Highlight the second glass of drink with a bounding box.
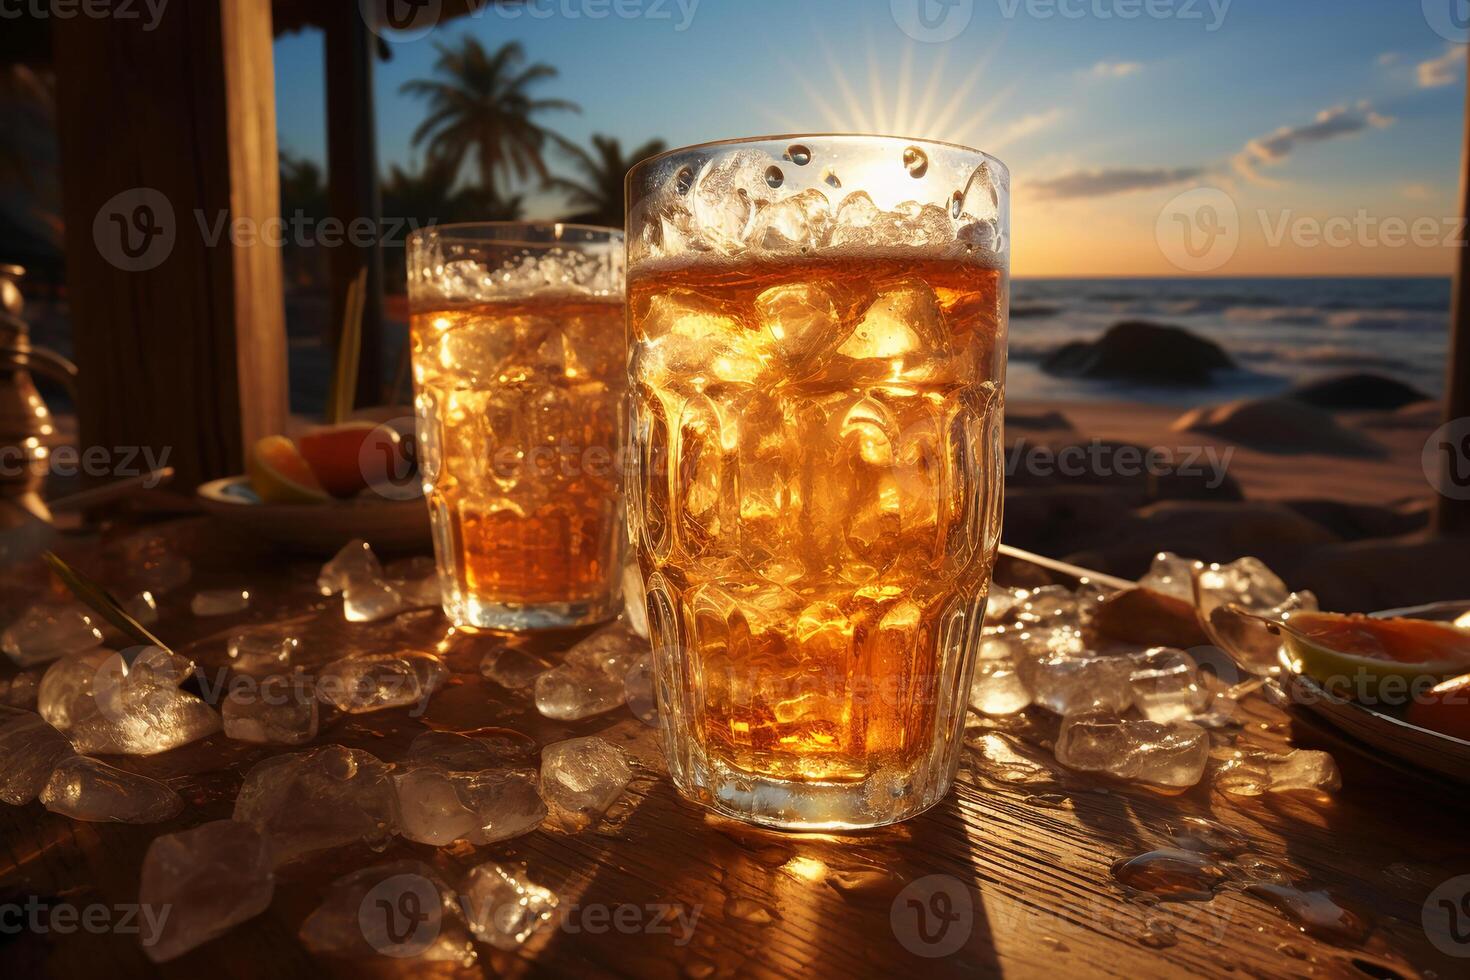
[406,223,626,630]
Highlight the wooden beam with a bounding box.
[324,3,385,408]
[52,0,287,488]
[1437,66,1470,536]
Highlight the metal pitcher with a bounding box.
[0,265,77,528]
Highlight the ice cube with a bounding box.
[459,862,558,950]
[835,281,948,373]
[227,628,298,674]
[969,657,1033,717]
[638,291,763,386]
[1015,585,1098,630]
[622,559,649,639]
[223,676,318,745]
[539,736,632,831]
[2,603,103,666]
[138,820,274,962]
[318,538,383,596]
[1215,748,1341,797]
[65,647,222,756]
[624,653,658,725]
[0,669,39,708]
[831,191,883,247]
[403,730,534,772]
[479,643,553,690]
[394,767,546,846]
[1054,712,1209,788]
[233,745,398,865]
[749,188,833,251]
[122,591,160,626]
[1195,556,1292,610]
[40,755,183,822]
[37,649,114,729]
[1129,648,1208,723]
[1025,655,1133,716]
[191,589,250,616]
[1137,552,1198,602]
[0,707,74,804]
[299,860,476,965]
[343,578,407,623]
[316,652,448,714]
[754,281,847,371]
[534,623,644,721]
[689,149,770,252]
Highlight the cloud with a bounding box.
[1089,61,1143,79]
[1232,102,1395,185]
[1377,52,1399,68]
[1419,45,1466,88]
[1030,166,1206,200]
[989,108,1065,149]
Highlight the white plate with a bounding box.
[197,477,431,556]
[1278,600,1470,784]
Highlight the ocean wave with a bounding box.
[1222,306,1327,326]
[1325,310,1446,332]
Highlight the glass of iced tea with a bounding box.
[406,223,625,630]
[626,136,1008,829]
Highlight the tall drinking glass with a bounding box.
[406,223,625,630]
[626,136,1008,828]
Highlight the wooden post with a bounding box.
[324,3,385,409]
[1437,66,1470,536]
[52,0,287,488]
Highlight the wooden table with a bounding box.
[1,518,1467,979]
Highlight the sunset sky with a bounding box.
[274,0,1467,277]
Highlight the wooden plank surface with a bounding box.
[1,518,1468,978]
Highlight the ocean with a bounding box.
[1007,276,1452,406]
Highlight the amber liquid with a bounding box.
[410,297,625,624]
[629,256,1006,783]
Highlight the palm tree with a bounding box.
[545,134,666,227]
[400,38,577,200]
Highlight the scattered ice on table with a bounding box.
[1138,552,1199,602]
[1129,648,1208,724]
[40,754,184,822]
[317,538,382,596]
[316,652,448,714]
[1054,712,1209,788]
[343,578,407,623]
[534,623,644,720]
[2,603,103,667]
[223,676,318,745]
[0,669,39,708]
[622,559,649,639]
[138,820,274,963]
[233,745,398,865]
[479,644,553,689]
[65,646,222,756]
[1025,655,1133,716]
[191,589,250,616]
[394,767,546,846]
[460,862,559,950]
[624,653,658,725]
[1195,556,1293,610]
[539,736,632,831]
[1014,626,1086,659]
[122,591,160,626]
[1215,748,1341,796]
[984,586,1027,622]
[385,556,442,609]
[404,731,534,771]
[298,860,476,965]
[0,706,74,804]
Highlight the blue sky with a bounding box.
[274,0,1468,275]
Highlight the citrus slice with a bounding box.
[248,435,329,504]
[1406,673,1470,741]
[1280,611,1470,697]
[298,421,380,498]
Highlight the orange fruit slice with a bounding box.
[298,422,380,498]
[248,435,329,504]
